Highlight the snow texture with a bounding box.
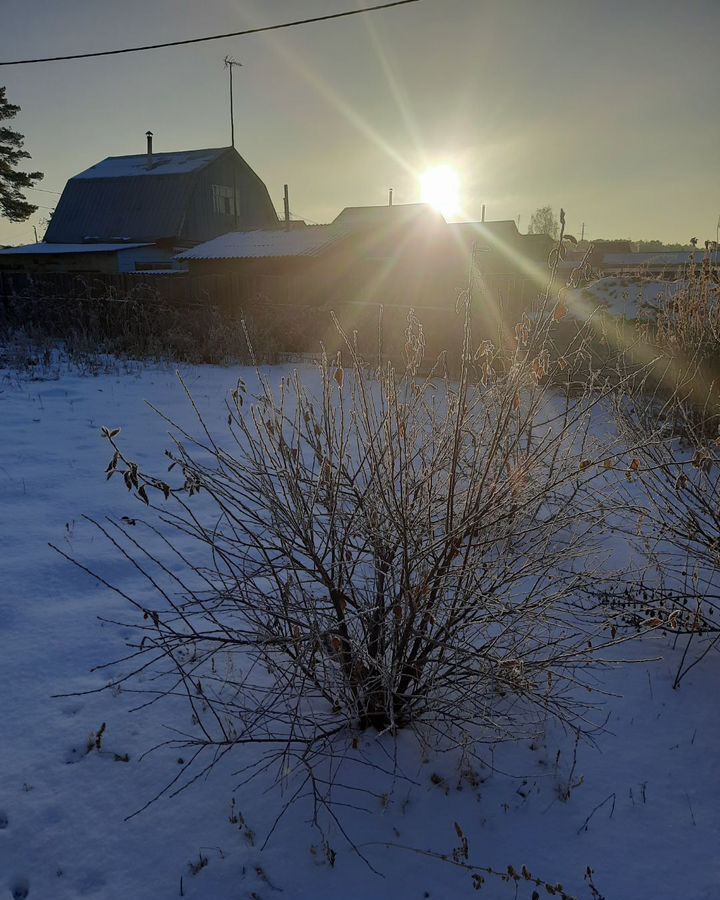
[566,276,683,320]
[177,226,351,261]
[0,358,719,899]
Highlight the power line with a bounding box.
[290,210,321,225]
[0,1,421,67]
[25,185,62,195]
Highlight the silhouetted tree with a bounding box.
[0,86,43,223]
[528,205,559,240]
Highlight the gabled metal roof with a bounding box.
[177,226,352,261]
[45,173,198,243]
[44,146,273,244]
[450,220,521,244]
[333,203,445,228]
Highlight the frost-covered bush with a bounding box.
[613,385,720,686]
[85,277,629,816]
[631,241,720,436]
[610,243,720,683]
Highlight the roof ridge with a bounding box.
[99,147,229,161]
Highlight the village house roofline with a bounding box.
[176,209,545,264]
[178,203,456,261]
[332,203,446,228]
[176,225,352,261]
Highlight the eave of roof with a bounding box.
[0,242,152,256]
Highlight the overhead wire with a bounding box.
[25,186,62,195]
[0,1,421,67]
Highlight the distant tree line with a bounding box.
[591,238,696,251]
[526,207,697,251]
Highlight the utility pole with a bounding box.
[283,184,290,229]
[224,56,242,149]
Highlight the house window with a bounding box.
[212,184,237,216]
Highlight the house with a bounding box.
[444,220,555,330]
[0,242,169,276]
[448,219,555,274]
[177,207,556,314]
[175,205,555,359]
[177,202,451,307]
[0,135,278,276]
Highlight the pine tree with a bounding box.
[0,86,43,223]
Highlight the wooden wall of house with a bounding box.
[183,151,278,242]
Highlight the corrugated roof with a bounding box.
[74,148,226,180]
[177,226,351,261]
[0,242,151,256]
[46,173,197,243]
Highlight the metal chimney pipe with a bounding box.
[146,131,153,157]
[389,187,393,207]
[481,204,486,223]
[283,184,290,230]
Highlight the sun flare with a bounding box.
[421,165,460,218]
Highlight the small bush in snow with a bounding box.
[58,216,633,862]
[83,274,630,830]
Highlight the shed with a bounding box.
[0,242,166,276]
[45,144,277,245]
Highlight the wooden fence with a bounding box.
[0,269,538,368]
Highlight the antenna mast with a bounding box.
[224,56,242,148]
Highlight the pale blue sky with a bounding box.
[1,0,718,245]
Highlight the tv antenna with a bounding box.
[224,56,242,148]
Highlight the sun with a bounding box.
[421,165,460,218]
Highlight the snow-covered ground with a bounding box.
[1,356,719,900]
[566,276,682,320]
